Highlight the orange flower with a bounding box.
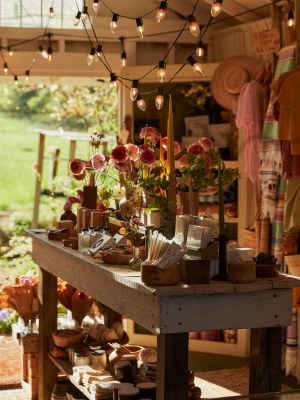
[14,277,19,284]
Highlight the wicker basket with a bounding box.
[241,228,256,250]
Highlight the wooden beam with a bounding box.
[202,0,264,23]
[38,267,58,400]
[103,307,123,327]
[296,0,300,65]
[32,133,45,229]
[271,4,282,77]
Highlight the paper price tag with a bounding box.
[88,235,116,256]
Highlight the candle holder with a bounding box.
[211,234,229,281]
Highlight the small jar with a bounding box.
[90,228,101,247]
[113,383,133,400]
[114,360,133,383]
[74,352,89,367]
[121,355,138,382]
[88,345,102,364]
[79,228,90,254]
[118,386,140,400]
[91,349,106,368]
[136,382,157,400]
[71,346,86,365]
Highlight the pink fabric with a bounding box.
[236,81,264,183]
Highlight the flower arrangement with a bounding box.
[119,217,143,247]
[98,188,112,209]
[63,189,83,211]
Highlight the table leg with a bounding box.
[157,333,189,400]
[38,267,58,400]
[103,306,123,327]
[249,327,282,394]
[32,133,45,229]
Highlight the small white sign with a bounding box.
[88,234,116,256]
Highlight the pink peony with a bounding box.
[98,202,108,212]
[140,127,160,144]
[139,144,148,151]
[128,171,139,182]
[179,154,188,167]
[174,141,183,155]
[162,136,168,149]
[78,292,86,301]
[92,153,106,171]
[63,201,72,211]
[187,143,204,156]
[139,149,156,165]
[77,189,83,202]
[111,145,128,163]
[19,271,36,286]
[114,162,127,171]
[69,158,86,175]
[74,170,86,181]
[125,144,139,161]
[199,137,214,151]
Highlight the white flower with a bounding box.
[113,185,125,200]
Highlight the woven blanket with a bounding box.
[260,44,296,221]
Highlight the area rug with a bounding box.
[195,367,291,398]
[0,389,29,399]
[0,344,22,388]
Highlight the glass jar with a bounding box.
[113,383,133,400]
[129,247,142,271]
[121,355,138,382]
[88,226,95,235]
[136,382,157,400]
[90,228,101,247]
[118,387,140,400]
[71,347,86,365]
[88,345,102,364]
[74,352,89,366]
[114,361,133,383]
[79,228,90,254]
[91,350,106,368]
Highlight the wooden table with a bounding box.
[25,230,300,400]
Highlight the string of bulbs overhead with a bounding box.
[0,0,293,113]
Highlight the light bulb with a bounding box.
[287,11,295,27]
[74,11,81,26]
[155,88,164,110]
[4,63,8,75]
[130,80,139,101]
[136,18,145,38]
[110,14,119,33]
[48,47,52,61]
[156,1,167,23]
[50,7,54,18]
[25,70,30,82]
[121,50,127,67]
[14,76,18,85]
[137,95,146,111]
[96,45,102,59]
[157,61,166,83]
[93,0,100,14]
[87,48,96,66]
[196,42,204,57]
[211,2,222,17]
[188,15,200,37]
[82,6,88,23]
[8,47,13,56]
[107,74,119,92]
[187,55,205,76]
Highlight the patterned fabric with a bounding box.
[198,180,238,205]
[285,308,298,377]
[260,44,296,221]
[271,179,286,267]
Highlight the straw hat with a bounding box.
[211,56,259,110]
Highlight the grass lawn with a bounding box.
[0,112,91,211]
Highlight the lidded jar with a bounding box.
[79,228,89,254]
[114,360,133,383]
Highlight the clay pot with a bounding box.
[176,191,199,215]
[52,329,85,348]
[81,186,97,209]
[60,208,77,226]
[108,345,144,367]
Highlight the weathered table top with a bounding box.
[26,230,300,334]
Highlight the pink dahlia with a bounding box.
[187,143,204,156]
[74,170,86,181]
[140,127,160,144]
[162,137,168,149]
[69,158,86,175]
[199,137,214,151]
[140,149,156,165]
[111,145,128,163]
[92,153,106,171]
[125,144,139,161]
[179,154,188,167]
[114,162,127,171]
[139,144,148,151]
[174,141,183,155]
[128,171,139,182]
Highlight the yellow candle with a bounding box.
[167,95,175,174]
[143,126,148,179]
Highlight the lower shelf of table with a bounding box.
[48,353,94,400]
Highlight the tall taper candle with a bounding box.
[218,158,225,235]
[166,96,175,174]
[143,126,148,179]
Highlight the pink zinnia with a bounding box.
[162,137,168,149]
[140,127,160,144]
[187,143,204,156]
[179,154,188,167]
[74,171,86,181]
[69,158,86,175]
[114,162,127,171]
[111,145,128,163]
[128,171,139,182]
[92,153,106,171]
[174,141,183,155]
[199,137,214,151]
[125,144,139,161]
[139,149,156,165]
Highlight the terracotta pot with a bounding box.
[60,209,77,226]
[119,186,143,221]
[81,186,97,209]
[108,345,144,368]
[176,192,199,215]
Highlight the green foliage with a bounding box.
[1,236,37,274]
[8,212,31,236]
[176,82,213,114]
[145,195,174,218]
[0,310,18,334]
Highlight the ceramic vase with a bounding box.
[119,186,143,221]
[81,186,97,210]
[60,208,77,226]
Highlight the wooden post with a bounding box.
[69,140,76,164]
[271,4,282,77]
[103,307,123,327]
[296,0,300,65]
[157,333,189,400]
[38,267,58,400]
[249,327,282,394]
[32,133,45,229]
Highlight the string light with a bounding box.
[156,1,167,23]
[87,47,96,65]
[157,61,166,83]
[121,50,127,67]
[50,7,54,18]
[25,70,30,82]
[110,14,119,33]
[96,44,103,59]
[39,45,48,59]
[93,0,100,14]
[74,11,81,26]
[3,63,8,75]
[287,10,295,27]
[48,46,52,61]
[130,80,139,101]
[107,73,119,92]
[14,76,18,85]
[187,55,204,76]
[137,94,146,111]
[188,15,200,37]
[196,41,204,57]
[136,18,145,39]
[82,6,88,23]
[211,0,223,17]
[8,47,13,56]
[155,87,164,110]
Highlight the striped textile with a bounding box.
[260,44,296,221]
[285,308,298,377]
[271,179,286,267]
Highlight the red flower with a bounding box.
[114,162,127,171]
[179,154,188,167]
[199,137,214,151]
[104,155,110,162]
[63,201,72,211]
[5,276,9,280]
[78,292,86,301]
[162,136,168,149]
[139,144,148,151]
[77,189,83,202]
[111,145,128,163]
[155,185,161,194]
[140,149,156,165]
[204,156,212,169]
[98,202,108,212]
[74,170,86,181]
[140,127,160,144]
[14,277,19,284]
[69,158,86,175]
[187,143,204,156]
[174,141,183,155]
